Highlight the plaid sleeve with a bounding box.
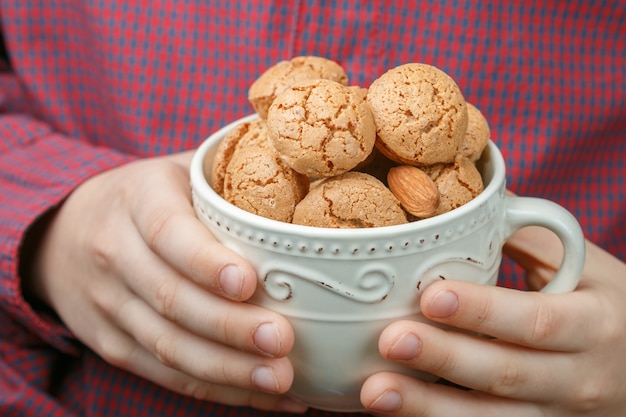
[0,112,137,353]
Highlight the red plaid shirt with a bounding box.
[1,1,624,416]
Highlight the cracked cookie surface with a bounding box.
[266,79,376,178]
[222,125,309,223]
[292,171,408,228]
[426,155,484,215]
[367,63,468,166]
[248,56,349,119]
[460,102,490,162]
[209,119,268,196]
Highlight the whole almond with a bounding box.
[387,165,440,218]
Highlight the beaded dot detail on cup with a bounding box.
[191,189,499,260]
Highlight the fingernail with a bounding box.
[388,332,420,360]
[368,390,402,412]
[428,290,459,318]
[252,366,279,393]
[254,322,281,357]
[219,264,243,299]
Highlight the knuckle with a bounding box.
[91,282,131,323]
[153,331,178,368]
[154,279,181,322]
[88,228,120,273]
[426,345,457,376]
[487,360,525,397]
[527,296,557,345]
[595,302,624,345]
[99,348,125,369]
[186,245,208,284]
[179,380,217,400]
[570,378,610,412]
[96,335,134,369]
[215,359,235,386]
[211,310,237,347]
[92,289,122,319]
[144,209,176,252]
[197,357,234,387]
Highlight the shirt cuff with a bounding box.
[0,114,137,353]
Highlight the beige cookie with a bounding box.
[292,171,408,228]
[347,85,369,102]
[267,79,376,178]
[427,155,484,215]
[367,63,468,166]
[248,56,349,119]
[223,131,309,223]
[460,103,490,162]
[209,119,268,196]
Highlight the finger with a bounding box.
[86,319,306,412]
[503,225,566,290]
[378,320,576,402]
[108,292,294,394]
[82,276,302,410]
[109,222,294,357]
[361,372,541,417]
[419,280,599,351]
[506,225,622,290]
[129,160,258,301]
[123,346,306,412]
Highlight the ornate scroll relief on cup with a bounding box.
[190,114,585,412]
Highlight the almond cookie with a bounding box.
[426,155,484,215]
[292,172,408,228]
[223,129,309,223]
[266,79,376,178]
[209,118,268,196]
[367,63,468,166]
[459,102,490,162]
[248,56,349,119]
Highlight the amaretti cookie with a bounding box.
[459,102,490,162]
[292,172,408,228]
[206,58,491,228]
[367,63,468,166]
[209,118,268,196]
[426,155,484,215]
[221,125,310,223]
[267,79,376,178]
[248,56,349,119]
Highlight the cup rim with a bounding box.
[190,114,506,239]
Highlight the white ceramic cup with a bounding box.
[190,114,585,412]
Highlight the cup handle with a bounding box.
[503,195,586,293]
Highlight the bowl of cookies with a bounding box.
[190,57,585,411]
